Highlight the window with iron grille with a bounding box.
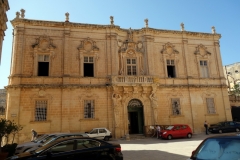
[171,98,181,115]
[206,98,216,114]
[0,106,5,115]
[35,100,47,121]
[84,100,95,118]
[167,60,176,78]
[126,58,137,75]
[200,60,209,78]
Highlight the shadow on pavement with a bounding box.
[122,150,189,160]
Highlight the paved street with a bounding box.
[113,132,236,160]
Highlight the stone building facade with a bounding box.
[6,12,232,143]
[0,0,9,63]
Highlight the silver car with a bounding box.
[15,132,88,154]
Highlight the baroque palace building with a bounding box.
[6,10,232,143]
[0,0,9,63]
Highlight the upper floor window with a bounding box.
[38,55,49,76]
[84,57,94,77]
[126,58,137,75]
[200,60,209,78]
[84,100,95,118]
[35,100,47,121]
[167,60,176,78]
[235,70,239,73]
[171,98,181,115]
[206,98,216,114]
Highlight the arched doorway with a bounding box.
[128,99,144,134]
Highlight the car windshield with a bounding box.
[193,138,240,160]
[166,126,174,130]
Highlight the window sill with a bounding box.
[205,113,219,116]
[30,120,51,123]
[79,118,99,121]
[169,115,184,118]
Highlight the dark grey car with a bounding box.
[15,132,88,154]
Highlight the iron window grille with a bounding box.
[171,98,181,115]
[35,100,47,121]
[84,100,95,118]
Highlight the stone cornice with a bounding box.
[10,18,221,39]
[5,84,227,89]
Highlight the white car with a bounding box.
[86,128,112,141]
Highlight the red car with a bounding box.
[160,124,193,140]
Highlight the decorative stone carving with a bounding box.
[194,44,211,57]
[149,91,158,124]
[161,42,179,55]
[144,19,148,28]
[181,22,185,31]
[65,12,69,22]
[112,93,122,127]
[32,35,56,58]
[20,9,25,18]
[212,26,216,34]
[16,12,20,19]
[110,16,114,25]
[77,37,99,61]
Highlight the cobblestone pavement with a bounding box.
[112,132,237,160]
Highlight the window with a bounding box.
[84,57,94,77]
[35,100,47,121]
[126,58,137,75]
[206,98,216,114]
[200,60,209,78]
[77,140,100,149]
[235,70,239,73]
[84,100,94,118]
[167,60,176,78]
[49,140,74,153]
[38,55,49,76]
[171,98,181,115]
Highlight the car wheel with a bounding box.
[236,128,240,132]
[187,133,192,138]
[104,136,109,141]
[167,135,172,140]
[219,130,223,134]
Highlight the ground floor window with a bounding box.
[171,98,181,115]
[35,100,47,121]
[206,98,216,114]
[84,100,95,118]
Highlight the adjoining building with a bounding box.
[6,10,232,143]
[0,89,6,118]
[223,62,240,121]
[0,0,9,64]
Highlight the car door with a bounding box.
[88,129,100,139]
[172,126,181,138]
[73,139,103,160]
[38,140,75,160]
[98,129,107,140]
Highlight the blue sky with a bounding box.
[0,0,240,89]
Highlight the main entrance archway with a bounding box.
[127,99,144,134]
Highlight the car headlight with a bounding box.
[163,132,166,135]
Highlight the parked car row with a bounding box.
[9,137,123,160]
[208,121,240,133]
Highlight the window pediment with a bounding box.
[161,42,179,55]
[194,44,211,57]
[32,35,56,53]
[78,37,99,53]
